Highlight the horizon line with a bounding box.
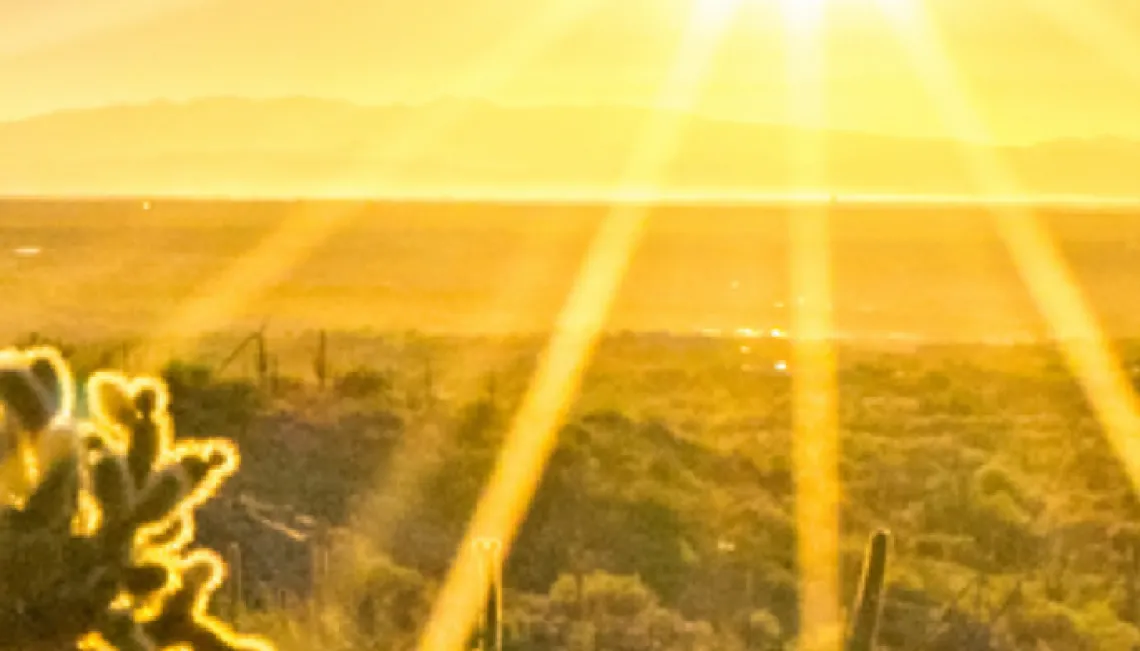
[4,190,1140,209]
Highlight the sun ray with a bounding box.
[790,213,842,651]
[137,211,349,368]
[790,212,842,651]
[775,2,842,650]
[341,222,595,569]
[1,0,203,59]
[137,0,607,368]
[873,0,1140,493]
[781,0,827,32]
[695,0,741,23]
[414,4,741,650]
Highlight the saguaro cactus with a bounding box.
[845,529,890,651]
[314,331,328,391]
[255,334,268,391]
[0,346,274,651]
[470,538,503,651]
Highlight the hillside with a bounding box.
[3,97,1140,197]
[17,329,1140,650]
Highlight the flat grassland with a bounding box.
[2,199,1139,348]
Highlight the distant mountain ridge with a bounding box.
[2,96,1138,198]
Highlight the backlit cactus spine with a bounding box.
[0,346,275,651]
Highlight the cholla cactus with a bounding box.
[0,346,274,651]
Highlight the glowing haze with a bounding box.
[3,0,1140,196]
[3,0,1137,141]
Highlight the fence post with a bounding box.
[486,372,498,405]
[227,541,243,623]
[256,333,268,390]
[270,354,280,396]
[309,525,332,635]
[424,354,436,412]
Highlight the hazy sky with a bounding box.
[4,0,1140,143]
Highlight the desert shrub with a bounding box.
[334,367,392,402]
[542,571,717,651]
[742,609,782,649]
[161,360,264,439]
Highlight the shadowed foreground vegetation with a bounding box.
[6,331,1140,650]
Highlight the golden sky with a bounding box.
[3,0,1139,144]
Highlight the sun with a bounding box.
[695,0,827,28]
[694,0,744,22]
[776,0,827,28]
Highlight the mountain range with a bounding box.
[2,96,1138,199]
